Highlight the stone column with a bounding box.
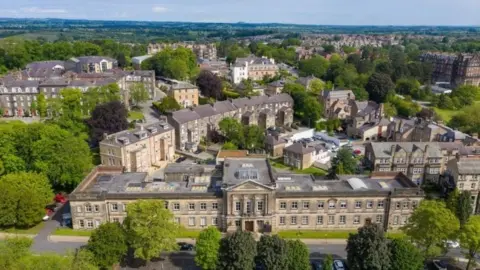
[252,195,256,216]
[265,194,268,215]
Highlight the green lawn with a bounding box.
[177,229,201,239]
[0,222,45,235]
[269,158,290,169]
[53,228,92,237]
[293,167,327,176]
[277,230,405,239]
[433,107,457,123]
[128,110,144,121]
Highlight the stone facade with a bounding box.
[99,120,175,173]
[446,158,480,213]
[421,52,480,87]
[69,158,424,232]
[157,78,199,108]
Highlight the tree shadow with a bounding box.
[120,248,200,270]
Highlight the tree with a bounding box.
[124,200,179,262]
[219,117,245,147]
[309,78,325,94]
[222,142,238,150]
[298,56,329,78]
[457,191,473,227]
[302,96,323,127]
[153,96,181,114]
[459,216,480,270]
[449,103,480,134]
[323,254,334,270]
[0,236,33,269]
[395,78,420,96]
[451,85,479,107]
[0,172,53,228]
[87,101,129,147]
[365,73,395,103]
[402,200,460,258]
[217,231,257,270]
[255,235,288,270]
[129,83,149,106]
[195,226,221,270]
[329,147,357,177]
[87,222,127,270]
[196,70,223,100]
[383,102,398,118]
[388,238,424,270]
[243,125,265,151]
[346,223,390,270]
[285,240,310,270]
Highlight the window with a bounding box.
[85,205,92,213]
[317,216,323,225]
[328,215,335,224]
[412,201,418,209]
[200,203,207,210]
[87,220,94,228]
[328,201,336,209]
[235,202,241,211]
[303,201,310,209]
[279,216,286,225]
[339,216,346,224]
[172,203,180,211]
[472,183,476,189]
[280,202,286,209]
[257,201,264,211]
[340,201,347,209]
[366,201,373,209]
[402,216,408,225]
[212,203,218,210]
[212,217,218,226]
[353,216,360,224]
[94,205,100,212]
[110,203,118,212]
[235,220,241,227]
[412,168,423,174]
[377,200,384,208]
[188,217,195,226]
[113,218,119,223]
[79,220,84,228]
[291,216,297,225]
[200,217,207,227]
[376,215,383,223]
[189,203,195,211]
[395,202,401,209]
[291,202,298,209]
[355,201,362,209]
[402,202,409,209]
[174,217,180,224]
[459,183,464,189]
[301,216,309,225]
[318,201,325,209]
[246,202,252,213]
[393,216,399,225]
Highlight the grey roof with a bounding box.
[5,80,39,88]
[101,121,173,146]
[357,101,379,117]
[164,163,216,175]
[171,109,201,124]
[369,142,443,158]
[213,100,237,114]
[26,60,65,71]
[265,135,287,146]
[266,93,293,104]
[268,80,285,87]
[71,56,116,64]
[324,90,354,99]
[456,160,480,174]
[38,77,70,86]
[284,143,315,155]
[223,158,274,186]
[193,105,217,118]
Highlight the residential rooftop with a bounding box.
[101,120,173,146]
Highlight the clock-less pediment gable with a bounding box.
[228,180,274,191]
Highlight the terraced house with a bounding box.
[69,157,424,232]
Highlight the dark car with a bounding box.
[177,242,195,251]
[176,157,187,163]
[311,260,324,270]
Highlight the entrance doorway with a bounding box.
[257,220,264,232]
[244,221,254,232]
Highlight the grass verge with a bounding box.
[53,228,92,237]
[128,110,144,121]
[177,229,201,239]
[0,222,45,235]
[278,230,405,239]
[293,167,327,176]
[269,158,290,169]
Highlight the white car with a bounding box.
[446,240,460,248]
[42,215,50,221]
[333,260,345,270]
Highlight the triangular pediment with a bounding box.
[228,180,274,191]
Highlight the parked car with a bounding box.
[176,157,187,163]
[353,149,362,155]
[432,260,447,270]
[333,260,345,270]
[311,260,324,270]
[177,242,195,251]
[446,240,460,248]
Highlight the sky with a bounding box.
[0,0,479,26]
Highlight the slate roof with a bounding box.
[284,143,315,155]
[369,142,443,158]
[101,121,173,146]
[456,159,480,174]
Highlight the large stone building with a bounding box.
[231,56,278,84]
[445,157,480,213]
[99,120,175,173]
[157,77,199,108]
[420,52,480,86]
[69,158,424,232]
[364,142,443,185]
[168,94,294,152]
[147,43,217,60]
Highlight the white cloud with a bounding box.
[152,5,168,13]
[20,7,67,14]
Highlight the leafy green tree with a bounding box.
[124,200,179,262]
[309,78,325,94]
[403,200,460,258]
[302,96,323,127]
[457,191,473,227]
[129,83,150,106]
[0,172,53,228]
[451,85,479,107]
[217,231,257,270]
[323,254,334,270]
[395,78,420,96]
[352,87,369,101]
[243,125,265,151]
[0,236,33,269]
[255,235,288,270]
[365,72,395,103]
[299,56,329,78]
[222,142,238,150]
[285,240,310,270]
[388,238,424,270]
[87,222,127,270]
[153,96,181,114]
[383,102,397,118]
[459,216,480,270]
[219,117,245,147]
[346,223,391,270]
[195,226,222,270]
[329,147,357,177]
[87,101,129,147]
[449,103,480,134]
